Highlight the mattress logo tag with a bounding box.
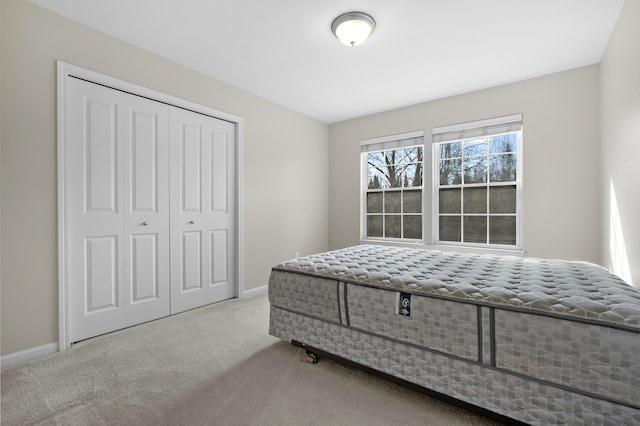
[396,292,411,317]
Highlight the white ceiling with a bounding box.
[30,0,625,123]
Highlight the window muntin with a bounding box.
[435,130,520,248]
[364,145,423,241]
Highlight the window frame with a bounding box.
[360,130,425,243]
[432,115,523,251]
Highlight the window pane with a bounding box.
[367,215,383,237]
[463,187,487,213]
[489,134,517,154]
[464,216,487,243]
[385,191,401,213]
[403,190,422,213]
[367,192,383,213]
[439,188,461,213]
[464,139,487,157]
[404,215,422,239]
[489,153,517,182]
[440,159,462,185]
[490,216,516,245]
[403,146,423,164]
[384,150,403,166]
[367,169,385,189]
[387,164,404,188]
[439,216,461,242]
[440,142,462,159]
[383,150,404,188]
[404,164,422,187]
[490,186,516,214]
[463,156,487,184]
[367,152,389,188]
[368,151,405,188]
[386,215,401,238]
[367,151,385,168]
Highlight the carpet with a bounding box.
[1,294,501,425]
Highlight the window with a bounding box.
[361,131,424,241]
[433,115,522,248]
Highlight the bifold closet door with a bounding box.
[66,78,170,343]
[169,107,236,314]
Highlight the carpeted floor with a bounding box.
[1,294,501,425]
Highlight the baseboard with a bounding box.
[1,342,59,368]
[242,284,268,298]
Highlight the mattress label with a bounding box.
[396,292,411,317]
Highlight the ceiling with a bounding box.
[30,0,625,123]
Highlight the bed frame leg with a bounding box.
[305,350,320,364]
[291,340,321,364]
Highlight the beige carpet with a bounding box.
[1,294,501,425]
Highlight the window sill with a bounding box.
[359,239,524,257]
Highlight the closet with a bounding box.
[62,71,237,345]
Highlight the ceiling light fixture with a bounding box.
[331,11,376,47]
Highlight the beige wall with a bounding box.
[0,0,329,355]
[329,65,602,262]
[600,0,640,288]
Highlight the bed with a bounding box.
[268,244,640,425]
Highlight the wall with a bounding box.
[0,0,329,356]
[329,65,602,263]
[600,0,640,288]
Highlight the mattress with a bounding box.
[268,244,640,425]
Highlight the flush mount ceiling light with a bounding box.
[331,11,376,47]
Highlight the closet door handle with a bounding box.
[142,222,149,226]
[189,220,195,225]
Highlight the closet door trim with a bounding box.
[57,61,244,350]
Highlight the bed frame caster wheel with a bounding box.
[305,350,320,364]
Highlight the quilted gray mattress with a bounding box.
[273,244,640,329]
[268,244,640,425]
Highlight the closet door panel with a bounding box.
[211,229,228,284]
[130,233,159,301]
[67,78,125,342]
[85,236,119,312]
[86,101,118,212]
[207,124,235,301]
[180,231,203,290]
[170,108,207,313]
[123,95,170,326]
[211,131,229,213]
[170,107,236,314]
[181,124,203,213]
[130,111,158,212]
[67,79,171,342]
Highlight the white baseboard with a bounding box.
[242,284,268,299]
[1,342,59,368]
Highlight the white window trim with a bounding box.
[431,115,523,252]
[360,129,425,150]
[432,113,523,135]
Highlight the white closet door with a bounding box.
[169,107,236,314]
[122,95,170,326]
[67,78,126,342]
[66,78,170,342]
